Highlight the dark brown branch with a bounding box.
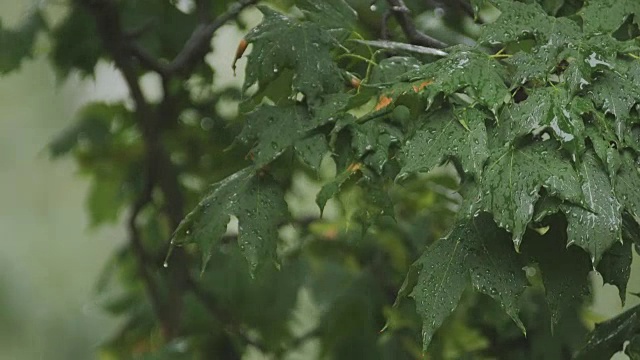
[166,0,259,75]
[82,0,186,339]
[128,43,170,75]
[385,0,448,48]
[127,178,170,336]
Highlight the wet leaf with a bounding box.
[580,0,640,35]
[588,70,640,141]
[597,234,632,305]
[172,167,288,274]
[296,0,357,31]
[384,48,509,113]
[574,304,640,360]
[399,107,489,180]
[616,151,640,217]
[498,87,585,155]
[522,219,592,327]
[479,140,583,249]
[243,6,343,103]
[561,151,622,265]
[398,215,527,350]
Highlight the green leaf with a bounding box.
[402,215,527,350]
[0,10,44,74]
[586,125,620,183]
[244,6,344,103]
[296,0,357,31]
[48,102,132,158]
[498,87,585,155]
[87,177,126,227]
[369,56,422,84]
[395,48,510,113]
[522,217,591,326]
[574,304,640,360]
[50,8,102,77]
[294,133,329,171]
[467,214,528,333]
[239,103,333,168]
[616,151,640,217]
[579,0,640,35]
[399,107,489,180]
[561,151,622,265]
[589,70,640,141]
[537,0,564,15]
[316,164,360,213]
[239,104,308,167]
[627,334,640,360]
[408,225,470,350]
[350,119,402,174]
[480,140,583,249]
[479,1,580,46]
[172,167,288,274]
[596,236,632,305]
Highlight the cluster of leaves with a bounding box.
[3,0,640,358]
[171,0,640,357]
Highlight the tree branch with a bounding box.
[127,178,170,336]
[82,0,186,340]
[385,0,448,48]
[166,0,259,75]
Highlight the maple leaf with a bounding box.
[521,218,592,327]
[479,140,583,249]
[588,69,640,141]
[396,214,527,349]
[399,107,489,180]
[1,10,45,74]
[171,167,288,274]
[579,0,640,35]
[296,0,357,32]
[561,151,622,264]
[380,48,509,113]
[498,87,585,155]
[243,6,344,104]
[239,103,331,170]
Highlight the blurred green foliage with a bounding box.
[2,0,640,359]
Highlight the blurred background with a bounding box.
[1,1,640,359]
[0,2,248,358]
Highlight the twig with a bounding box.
[166,0,259,75]
[352,39,448,56]
[128,43,170,75]
[385,0,448,48]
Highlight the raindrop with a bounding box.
[370,4,377,11]
[163,261,169,268]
